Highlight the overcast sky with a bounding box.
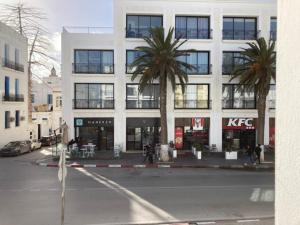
[0,0,113,76]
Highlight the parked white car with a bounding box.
[31,139,42,150]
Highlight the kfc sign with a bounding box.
[223,118,255,130]
[192,118,205,131]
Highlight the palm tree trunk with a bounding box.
[257,94,267,146]
[159,76,169,162]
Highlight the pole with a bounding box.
[60,148,65,225]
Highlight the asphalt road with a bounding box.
[0,149,274,225]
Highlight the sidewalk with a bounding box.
[36,150,275,171]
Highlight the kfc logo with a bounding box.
[224,118,255,130]
[192,118,205,131]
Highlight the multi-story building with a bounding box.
[31,67,62,139]
[0,22,29,148]
[62,0,276,152]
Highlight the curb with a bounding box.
[35,162,274,170]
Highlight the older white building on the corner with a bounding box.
[0,22,29,148]
[31,67,62,140]
[62,0,276,152]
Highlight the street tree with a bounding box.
[131,27,194,161]
[230,37,276,151]
[0,3,55,121]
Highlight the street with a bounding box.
[0,149,274,225]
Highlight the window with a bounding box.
[126,84,160,109]
[74,50,114,74]
[5,111,10,129]
[47,94,53,105]
[270,17,277,40]
[31,94,35,103]
[4,44,9,60]
[178,51,210,75]
[269,84,276,109]
[15,79,19,96]
[222,51,245,75]
[5,76,9,97]
[222,84,256,109]
[15,49,20,64]
[126,50,145,73]
[15,110,20,127]
[175,16,210,39]
[74,83,114,109]
[126,15,163,38]
[175,84,209,109]
[56,96,62,108]
[223,17,257,40]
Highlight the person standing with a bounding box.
[255,144,262,164]
[245,145,254,165]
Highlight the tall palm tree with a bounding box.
[230,37,276,151]
[130,27,194,161]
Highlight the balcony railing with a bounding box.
[175,28,212,39]
[72,63,114,74]
[126,27,164,38]
[126,99,160,109]
[3,94,24,102]
[73,99,114,109]
[222,99,256,109]
[174,100,211,109]
[222,30,259,40]
[270,30,277,41]
[222,64,245,75]
[186,64,211,75]
[2,58,24,72]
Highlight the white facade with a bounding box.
[62,0,276,152]
[0,22,29,148]
[31,68,62,139]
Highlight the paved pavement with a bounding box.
[0,149,274,225]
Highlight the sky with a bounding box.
[0,0,113,77]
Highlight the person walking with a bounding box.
[245,145,254,165]
[255,144,262,164]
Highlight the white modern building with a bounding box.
[62,0,276,152]
[0,22,29,148]
[31,67,62,139]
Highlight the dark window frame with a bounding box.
[222,51,244,75]
[126,83,160,109]
[73,49,114,74]
[222,84,256,109]
[5,111,10,129]
[179,51,211,75]
[126,15,163,38]
[223,17,258,40]
[175,15,211,39]
[15,110,20,127]
[174,83,211,109]
[125,50,146,74]
[74,83,115,109]
[270,17,277,41]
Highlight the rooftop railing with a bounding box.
[63,26,113,34]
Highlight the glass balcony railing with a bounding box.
[2,58,24,72]
[222,30,259,40]
[174,99,211,109]
[3,94,24,102]
[126,99,160,109]
[175,28,212,39]
[222,99,256,109]
[73,99,114,109]
[72,63,114,74]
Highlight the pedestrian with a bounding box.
[143,144,154,164]
[255,144,262,164]
[245,145,254,165]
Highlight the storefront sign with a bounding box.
[74,118,114,127]
[223,118,255,130]
[192,118,205,130]
[175,127,183,149]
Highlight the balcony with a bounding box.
[222,99,256,109]
[126,99,160,109]
[270,30,277,41]
[186,64,212,75]
[72,63,114,74]
[3,94,24,102]
[73,99,114,109]
[175,28,212,39]
[2,58,24,72]
[174,100,211,109]
[222,30,260,40]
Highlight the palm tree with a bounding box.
[130,27,195,161]
[230,37,276,152]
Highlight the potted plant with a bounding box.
[194,143,203,160]
[225,141,238,160]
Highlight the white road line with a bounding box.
[133,165,146,168]
[197,222,217,224]
[237,219,260,223]
[158,165,171,168]
[84,164,97,168]
[108,164,121,168]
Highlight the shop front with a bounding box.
[74,117,114,151]
[126,118,160,150]
[175,118,210,150]
[269,118,275,148]
[222,118,256,150]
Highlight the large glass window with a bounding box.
[15,110,20,127]
[47,94,53,105]
[5,111,10,129]
[126,50,145,73]
[126,15,163,38]
[74,50,114,74]
[270,17,277,40]
[223,17,257,40]
[175,84,209,109]
[126,84,160,109]
[222,84,255,109]
[222,51,245,75]
[178,51,210,75]
[74,83,114,109]
[175,16,210,39]
[269,84,276,109]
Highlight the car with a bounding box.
[0,141,31,156]
[31,139,42,150]
[40,135,56,146]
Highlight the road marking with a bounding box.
[237,219,260,223]
[108,164,121,168]
[84,164,97,168]
[197,222,216,224]
[133,164,146,168]
[158,165,171,168]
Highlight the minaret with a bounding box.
[50,66,57,77]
